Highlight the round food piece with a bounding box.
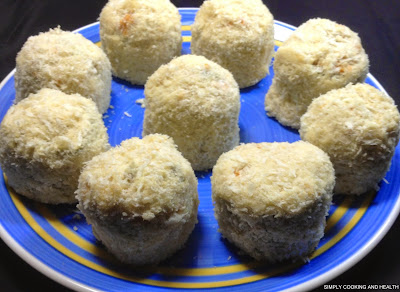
[0,88,110,204]
[99,0,182,85]
[191,0,274,88]
[15,27,112,113]
[265,18,369,129]
[300,83,400,195]
[142,54,240,171]
[211,141,335,262]
[76,134,199,265]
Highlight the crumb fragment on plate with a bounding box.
[136,98,146,108]
[73,214,82,220]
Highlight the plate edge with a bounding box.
[284,194,400,292]
[0,8,397,292]
[0,224,100,292]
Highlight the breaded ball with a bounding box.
[15,27,112,113]
[0,88,110,204]
[265,18,369,129]
[211,141,335,262]
[300,83,400,195]
[76,134,199,265]
[191,0,274,88]
[142,55,240,171]
[99,0,182,85]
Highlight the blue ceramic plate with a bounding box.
[0,8,399,292]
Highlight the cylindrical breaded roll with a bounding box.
[300,83,400,195]
[211,141,335,262]
[99,0,182,85]
[15,27,112,113]
[142,55,240,171]
[191,0,275,88]
[0,88,110,204]
[265,18,369,128]
[76,134,199,265]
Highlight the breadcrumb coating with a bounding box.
[300,83,400,195]
[77,134,198,221]
[143,55,240,171]
[211,141,334,262]
[191,0,274,88]
[265,18,369,128]
[15,27,112,113]
[100,0,182,85]
[76,134,199,265]
[0,88,109,204]
[212,141,334,217]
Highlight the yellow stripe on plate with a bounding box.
[7,185,306,289]
[10,185,372,288]
[5,164,356,279]
[4,172,373,287]
[311,191,374,259]
[6,187,288,288]
[36,204,114,261]
[325,197,352,233]
[37,202,257,276]
[36,193,353,277]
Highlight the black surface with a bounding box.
[0,1,399,291]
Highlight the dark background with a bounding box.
[0,0,399,291]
